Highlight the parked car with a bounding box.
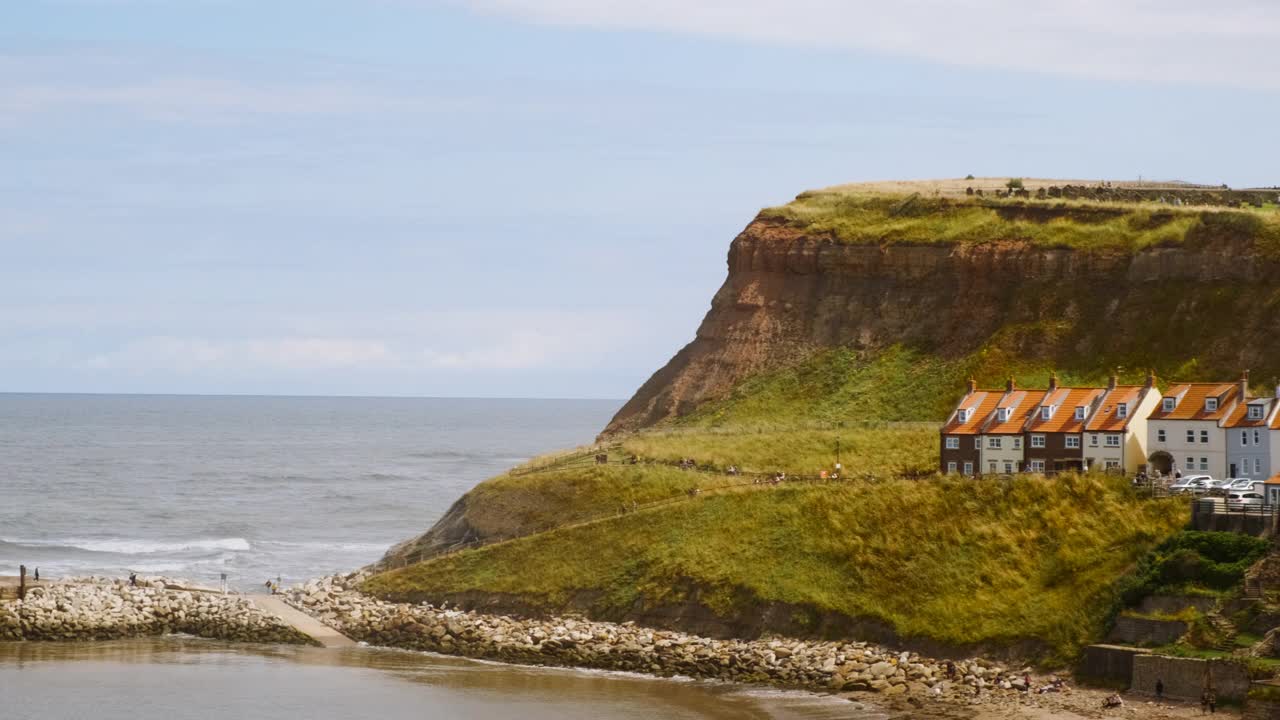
[1170,475,1214,494]
[1207,479,1237,497]
[1227,491,1265,507]
[1228,478,1261,492]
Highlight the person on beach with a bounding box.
[129,572,137,587]
[33,568,39,581]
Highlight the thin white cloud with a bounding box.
[454,0,1280,89]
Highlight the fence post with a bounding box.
[18,564,26,601]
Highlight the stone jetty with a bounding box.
[0,577,314,645]
[287,573,1045,702]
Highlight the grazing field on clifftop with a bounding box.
[366,474,1185,660]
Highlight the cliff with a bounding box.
[605,186,1280,434]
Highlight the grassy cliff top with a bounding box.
[760,178,1280,252]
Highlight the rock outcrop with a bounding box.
[603,213,1280,434]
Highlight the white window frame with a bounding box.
[997,408,1011,422]
[963,462,974,475]
[1242,430,1249,446]
[974,437,981,450]
[1200,458,1209,471]
[1065,436,1081,449]
[1117,404,1128,419]
[1256,458,1263,474]
[988,437,1002,449]
[1031,434,1045,448]
[1004,461,1014,474]
[1187,429,1196,443]
[1041,406,1053,421]
[945,436,959,450]
[946,462,957,474]
[1013,437,1022,450]
[1074,407,1086,420]
[1157,428,1166,442]
[1200,430,1209,444]
[1106,434,1121,447]
[1186,457,1195,469]
[1105,460,1121,470]
[1029,460,1045,472]
[1163,398,1176,412]
[1250,406,1264,420]
[1090,434,1099,446]
[1206,398,1218,412]
[1255,430,1261,445]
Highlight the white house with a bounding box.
[1083,374,1161,474]
[1145,374,1248,479]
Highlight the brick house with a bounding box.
[940,379,1003,475]
[1021,375,1106,474]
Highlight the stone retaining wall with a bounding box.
[1137,595,1217,616]
[1076,644,1151,685]
[1131,655,1251,701]
[0,578,314,645]
[1107,616,1189,646]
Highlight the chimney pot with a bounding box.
[1241,370,1251,400]
[966,377,977,395]
[1048,373,1059,393]
[1006,377,1016,393]
[1107,374,1117,391]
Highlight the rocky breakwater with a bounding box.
[0,577,314,644]
[288,573,1044,704]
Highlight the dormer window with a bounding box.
[1249,405,1264,420]
[1074,406,1087,420]
[1117,404,1128,419]
[957,408,971,423]
[997,408,1011,422]
[1162,397,1176,413]
[1205,398,1218,412]
[1041,406,1054,421]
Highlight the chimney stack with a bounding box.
[1107,374,1118,391]
[1145,370,1156,390]
[1048,372,1059,393]
[1241,370,1251,400]
[1006,377,1016,393]
[966,377,977,395]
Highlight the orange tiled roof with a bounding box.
[983,390,1038,434]
[1025,387,1106,434]
[1224,398,1274,428]
[1265,473,1280,485]
[942,391,1003,435]
[1085,386,1145,432]
[1148,383,1240,421]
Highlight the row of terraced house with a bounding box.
[940,371,1280,480]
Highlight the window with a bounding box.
[1250,405,1264,420]
[1206,398,1218,412]
[1105,460,1121,470]
[1117,404,1128,419]
[1029,460,1045,472]
[1074,406,1086,420]
[988,437,1002,449]
[963,462,974,475]
[956,408,970,423]
[1013,437,1022,450]
[1200,430,1209,444]
[1200,458,1209,471]
[1157,429,1167,442]
[997,408,1011,422]
[1004,461,1014,474]
[1186,457,1195,469]
[1106,434,1121,447]
[974,437,981,450]
[1163,397,1176,412]
[1187,430,1196,443]
[1256,459,1263,474]
[1089,434,1099,446]
[1041,406,1054,421]
[1255,430,1261,446]
[1065,436,1081,449]
[945,436,959,450]
[1031,434,1045,448]
[947,462,957,474]
[989,461,997,474]
[1242,430,1250,446]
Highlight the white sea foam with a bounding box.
[4,537,252,555]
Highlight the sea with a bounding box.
[0,394,869,719]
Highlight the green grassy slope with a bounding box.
[762,191,1280,253]
[367,474,1185,660]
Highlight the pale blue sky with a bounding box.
[3,1,1278,398]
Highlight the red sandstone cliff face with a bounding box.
[602,216,1280,435]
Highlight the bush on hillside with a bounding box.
[1117,531,1269,605]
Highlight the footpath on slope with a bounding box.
[251,594,356,648]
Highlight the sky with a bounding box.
[3,1,1278,399]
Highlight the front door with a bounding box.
[1230,463,1238,477]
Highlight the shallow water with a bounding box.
[0,639,878,720]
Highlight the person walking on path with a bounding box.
[1208,689,1217,714]
[33,568,39,582]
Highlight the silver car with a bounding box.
[1227,491,1265,507]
